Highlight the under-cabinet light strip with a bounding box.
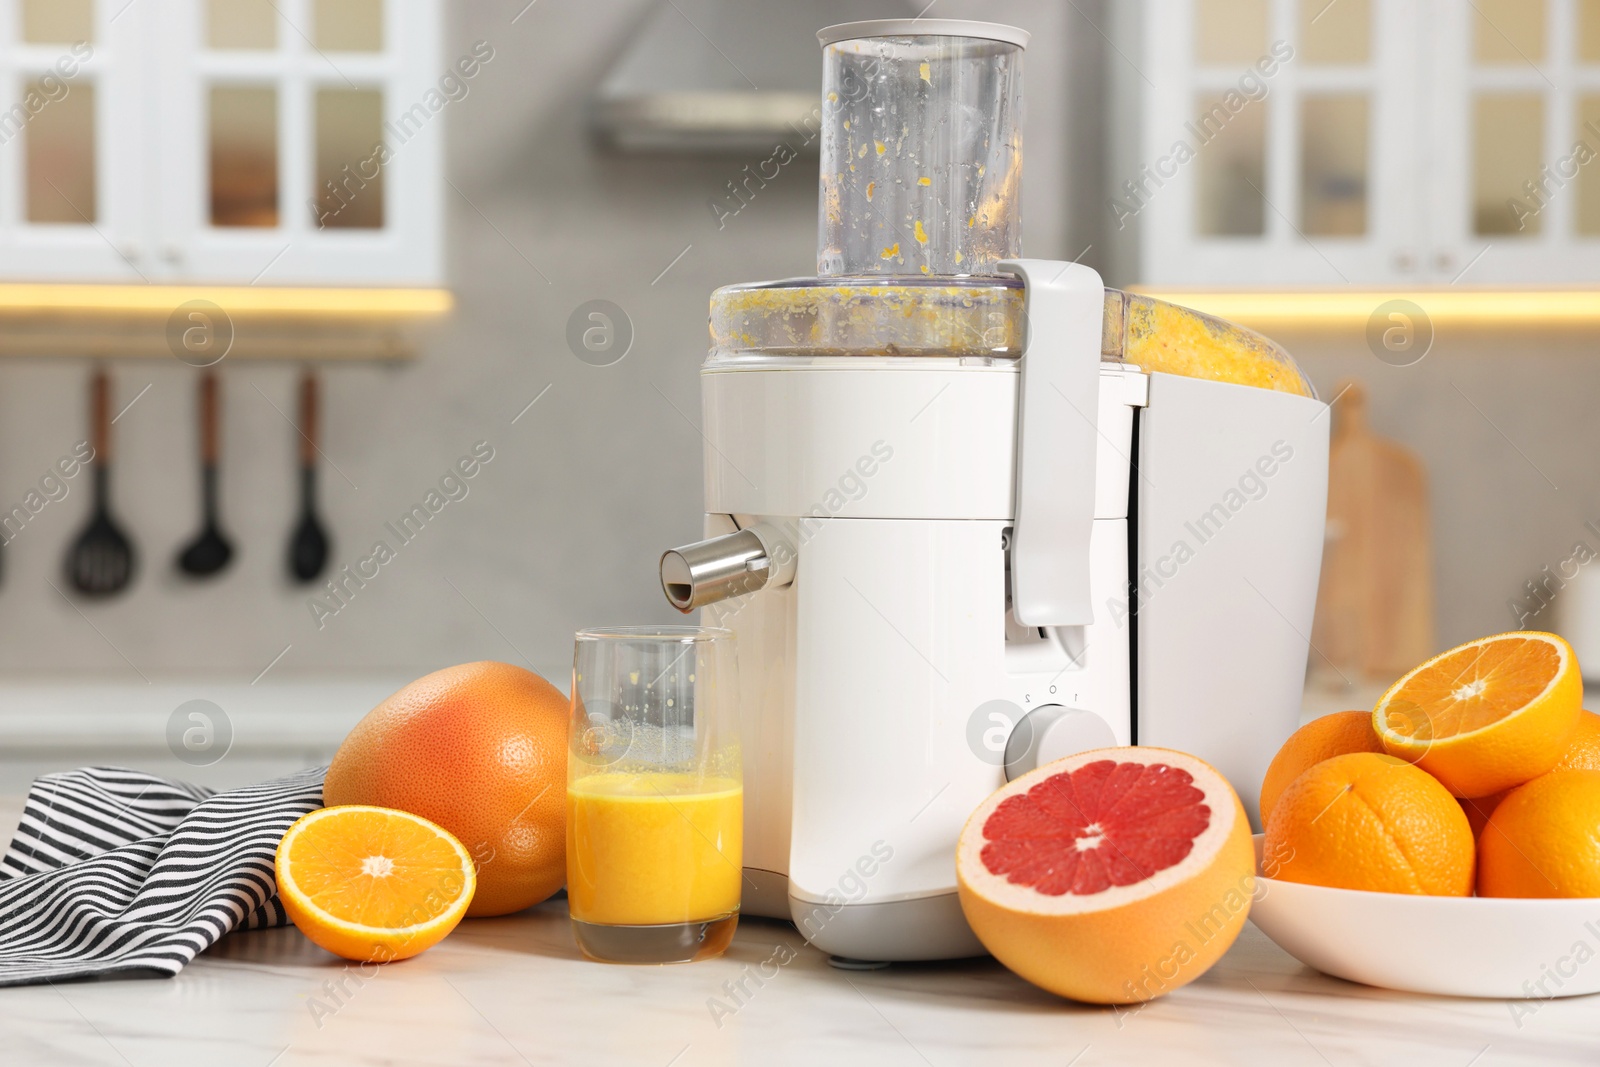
[0,284,453,316]
[1135,289,1600,328]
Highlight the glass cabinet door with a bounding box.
[1428,0,1600,282]
[0,0,440,284]
[0,0,146,281]
[1135,0,1422,284]
[156,0,440,284]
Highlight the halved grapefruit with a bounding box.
[956,747,1254,1005]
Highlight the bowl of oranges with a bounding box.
[1249,631,1600,998]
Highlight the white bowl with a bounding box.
[1249,835,1600,998]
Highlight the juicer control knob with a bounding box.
[1003,705,1118,782]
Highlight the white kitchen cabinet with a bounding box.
[1425,0,1600,282]
[0,0,141,280]
[1113,0,1600,285]
[0,0,442,286]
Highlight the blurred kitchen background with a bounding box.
[0,0,1596,786]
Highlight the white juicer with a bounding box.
[659,19,1329,963]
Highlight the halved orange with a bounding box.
[276,805,477,963]
[1372,632,1582,798]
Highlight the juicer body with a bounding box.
[688,273,1329,962]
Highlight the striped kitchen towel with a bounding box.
[0,765,324,987]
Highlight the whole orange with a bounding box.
[1259,711,1384,825]
[1263,752,1473,896]
[1550,709,1600,771]
[1456,710,1600,837]
[324,661,568,917]
[1478,770,1600,897]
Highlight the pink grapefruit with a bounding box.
[956,747,1255,1004]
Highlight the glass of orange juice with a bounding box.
[567,626,741,964]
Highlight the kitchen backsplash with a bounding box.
[0,0,1574,679]
[0,0,1074,680]
[1292,331,1600,658]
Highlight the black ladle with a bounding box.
[67,371,137,597]
[288,371,330,582]
[177,372,234,577]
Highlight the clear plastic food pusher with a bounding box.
[816,19,1029,277]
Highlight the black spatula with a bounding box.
[177,372,234,578]
[66,371,136,597]
[288,371,329,583]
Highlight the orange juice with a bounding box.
[567,773,742,926]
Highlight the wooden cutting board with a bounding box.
[1310,380,1435,683]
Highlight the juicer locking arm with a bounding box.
[1000,259,1106,627]
[660,522,796,613]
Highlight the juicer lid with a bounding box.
[705,277,1317,396]
[710,276,1025,360]
[816,19,1031,49]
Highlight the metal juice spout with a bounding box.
[660,524,797,612]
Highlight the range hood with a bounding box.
[592,0,916,153]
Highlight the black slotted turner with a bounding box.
[288,371,329,582]
[67,371,136,597]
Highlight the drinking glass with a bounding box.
[567,626,741,964]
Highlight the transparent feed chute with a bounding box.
[817,23,1025,278]
[706,19,1311,398]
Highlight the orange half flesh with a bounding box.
[1373,632,1582,798]
[276,805,476,962]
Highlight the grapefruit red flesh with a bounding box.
[957,747,1255,1005]
[980,760,1212,895]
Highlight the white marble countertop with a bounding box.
[1,683,1599,1065]
[0,779,1591,1067]
[4,899,1598,1066]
